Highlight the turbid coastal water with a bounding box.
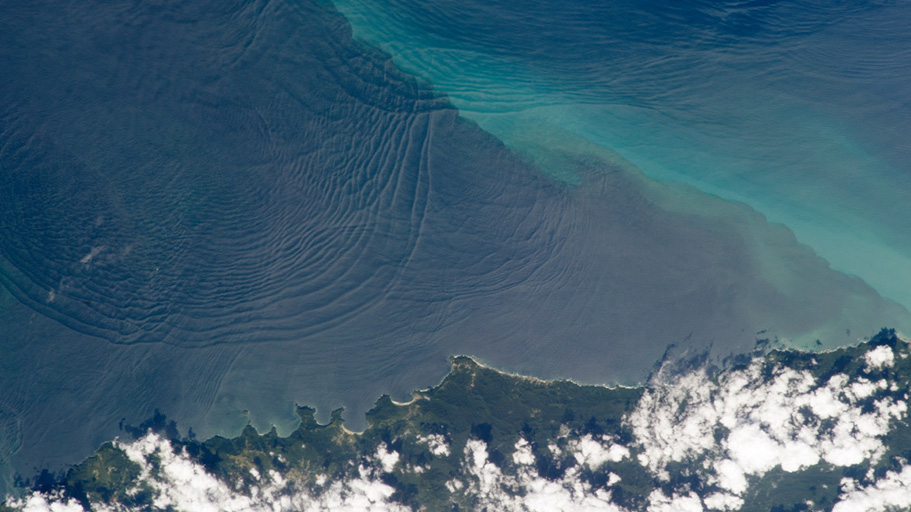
[0,0,908,495]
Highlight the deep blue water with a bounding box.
[1,0,909,494]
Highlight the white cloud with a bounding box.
[714,459,747,495]
[727,424,782,474]
[375,443,400,473]
[513,438,536,466]
[7,341,908,512]
[628,351,907,504]
[703,492,744,512]
[8,432,412,512]
[646,490,704,512]
[119,433,254,512]
[571,434,629,469]
[7,492,87,512]
[864,346,895,370]
[416,433,450,457]
[453,439,629,512]
[833,464,911,512]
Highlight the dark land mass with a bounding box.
[6,329,911,511]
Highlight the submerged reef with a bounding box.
[5,329,911,512]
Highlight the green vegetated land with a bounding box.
[5,329,911,512]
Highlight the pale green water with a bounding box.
[2,0,910,497]
[334,0,911,310]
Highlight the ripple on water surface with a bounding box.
[0,0,909,495]
[334,0,911,308]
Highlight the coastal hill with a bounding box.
[5,329,911,511]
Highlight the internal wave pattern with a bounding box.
[333,0,911,308]
[0,0,909,493]
[0,0,446,346]
[1,0,905,353]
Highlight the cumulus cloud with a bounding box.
[7,342,909,512]
[416,433,450,457]
[375,443,400,473]
[702,492,743,512]
[864,345,895,370]
[452,438,628,512]
[833,464,911,512]
[512,438,536,465]
[570,434,629,469]
[9,433,411,512]
[646,490,704,512]
[7,492,89,512]
[627,353,907,504]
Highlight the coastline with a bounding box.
[5,329,911,511]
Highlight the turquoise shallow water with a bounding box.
[334,0,911,308]
[0,0,909,497]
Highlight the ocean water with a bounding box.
[334,0,911,308]
[0,0,908,495]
